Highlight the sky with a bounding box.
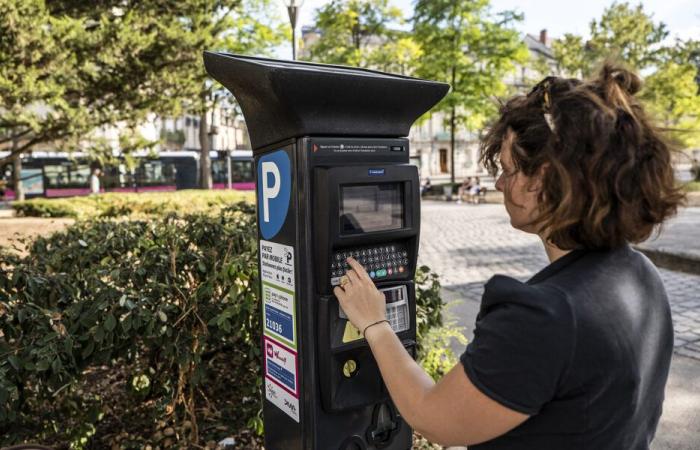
[274,0,699,59]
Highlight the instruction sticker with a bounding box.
[265,378,300,423]
[262,283,296,348]
[260,240,295,290]
[264,337,298,397]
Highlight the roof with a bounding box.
[524,34,555,59]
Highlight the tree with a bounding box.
[549,4,699,150]
[0,0,283,196]
[304,0,412,70]
[587,2,668,72]
[552,34,590,78]
[0,1,193,199]
[413,0,527,184]
[642,40,700,149]
[163,0,283,188]
[552,2,668,77]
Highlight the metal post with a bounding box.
[286,0,301,60]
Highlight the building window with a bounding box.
[439,149,448,173]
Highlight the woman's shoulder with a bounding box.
[481,274,573,319]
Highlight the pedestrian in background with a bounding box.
[333,64,684,449]
[89,167,101,194]
[457,177,473,203]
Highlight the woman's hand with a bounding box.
[333,257,386,333]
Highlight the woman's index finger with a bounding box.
[346,257,371,282]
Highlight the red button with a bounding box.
[398,266,405,273]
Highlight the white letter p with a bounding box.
[261,161,281,223]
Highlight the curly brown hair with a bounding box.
[480,63,686,250]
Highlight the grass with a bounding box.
[683,181,700,192]
[12,189,255,219]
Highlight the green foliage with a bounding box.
[413,0,528,132]
[418,317,468,381]
[305,0,408,69]
[0,199,454,447]
[550,3,700,150]
[12,190,254,219]
[643,57,700,148]
[414,265,443,347]
[0,204,260,447]
[552,33,589,78]
[0,0,283,194]
[588,2,668,72]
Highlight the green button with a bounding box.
[376,269,387,277]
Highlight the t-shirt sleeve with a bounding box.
[460,276,575,415]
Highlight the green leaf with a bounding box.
[157,311,168,323]
[104,314,116,331]
[36,358,51,371]
[81,340,95,359]
[8,355,21,371]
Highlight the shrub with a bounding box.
[0,202,451,448]
[12,190,254,219]
[1,203,260,448]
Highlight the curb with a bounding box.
[634,246,700,276]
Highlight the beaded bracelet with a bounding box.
[362,319,390,338]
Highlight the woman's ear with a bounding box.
[526,163,549,193]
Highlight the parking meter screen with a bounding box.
[340,183,404,234]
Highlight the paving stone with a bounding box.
[418,201,700,354]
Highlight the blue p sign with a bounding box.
[257,150,291,239]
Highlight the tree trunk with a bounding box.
[199,111,213,190]
[12,143,24,202]
[450,105,456,186]
[450,65,457,186]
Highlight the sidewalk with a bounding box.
[636,207,700,275]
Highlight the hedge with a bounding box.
[0,202,447,449]
[12,190,254,219]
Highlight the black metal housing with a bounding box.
[203,53,449,150]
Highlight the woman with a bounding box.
[334,64,684,449]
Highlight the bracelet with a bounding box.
[362,319,390,338]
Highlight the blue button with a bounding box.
[370,271,376,279]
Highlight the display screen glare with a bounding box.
[340,184,404,234]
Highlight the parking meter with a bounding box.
[204,53,448,450]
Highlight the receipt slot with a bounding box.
[204,53,448,450]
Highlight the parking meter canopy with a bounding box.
[203,52,450,149]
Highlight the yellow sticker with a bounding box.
[342,321,363,343]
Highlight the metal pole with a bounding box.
[287,0,299,60]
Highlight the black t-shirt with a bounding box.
[461,244,673,449]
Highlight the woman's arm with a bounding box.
[335,257,530,446]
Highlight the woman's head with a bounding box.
[481,63,685,250]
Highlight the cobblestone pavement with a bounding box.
[417,201,700,359]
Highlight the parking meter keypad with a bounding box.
[330,244,409,286]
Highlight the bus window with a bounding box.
[232,160,253,182]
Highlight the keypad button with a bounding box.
[376,269,387,278]
[370,271,376,279]
[388,268,393,275]
[398,266,405,273]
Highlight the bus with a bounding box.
[0,150,254,200]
